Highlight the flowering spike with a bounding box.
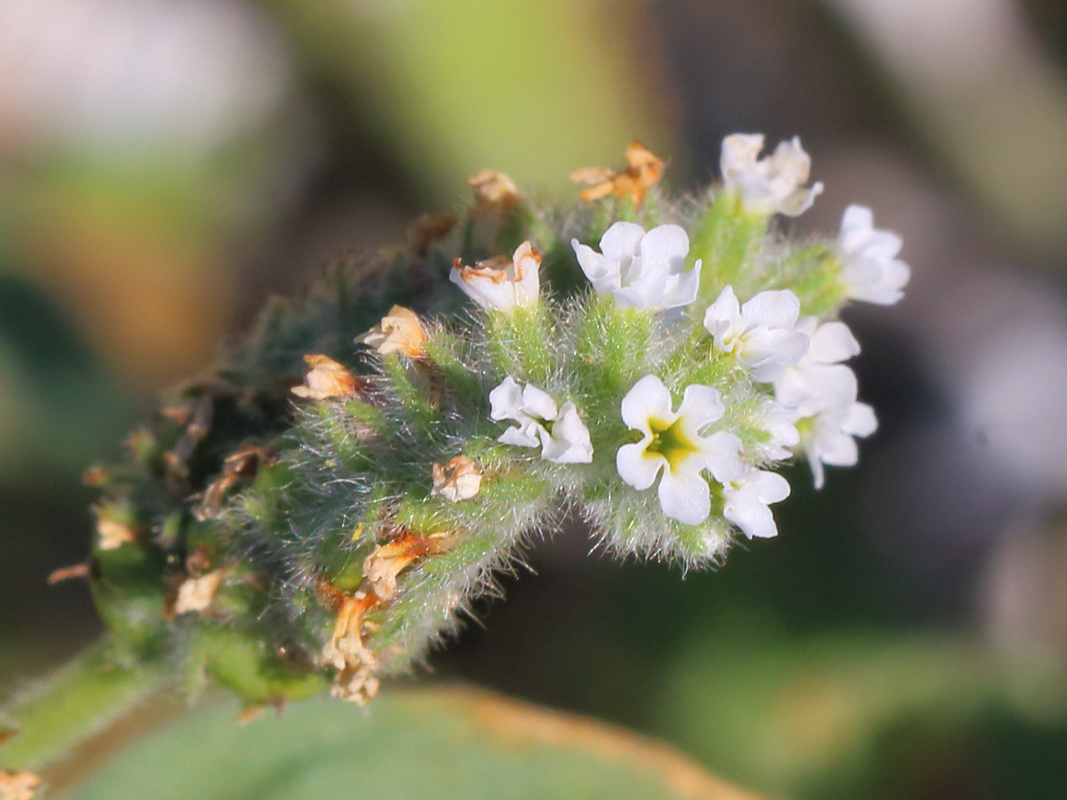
[77,137,906,708]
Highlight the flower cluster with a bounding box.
[82,133,908,709]
[445,135,906,541]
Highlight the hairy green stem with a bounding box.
[0,639,160,771]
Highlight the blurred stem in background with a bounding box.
[828,0,1067,260]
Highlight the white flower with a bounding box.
[770,316,877,488]
[773,317,860,417]
[835,205,910,305]
[802,400,878,490]
[720,133,824,217]
[571,222,701,310]
[703,286,809,382]
[754,398,801,462]
[489,377,593,464]
[450,240,541,312]
[721,465,791,539]
[616,375,741,525]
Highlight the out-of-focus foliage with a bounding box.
[71,689,762,800]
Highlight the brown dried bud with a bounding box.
[197,446,273,520]
[321,591,382,704]
[468,169,521,213]
[96,517,137,551]
[173,570,224,616]
[0,770,42,800]
[357,306,428,359]
[362,531,454,601]
[570,140,664,205]
[291,355,363,400]
[431,455,482,502]
[408,212,457,256]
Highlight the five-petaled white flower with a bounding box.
[773,317,861,418]
[571,222,701,311]
[835,205,910,305]
[616,375,740,525]
[720,133,824,217]
[800,399,877,490]
[753,398,801,462]
[772,317,877,489]
[489,377,593,464]
[721,464,791,539]
[450,240,541,312]
[703,286,809,382]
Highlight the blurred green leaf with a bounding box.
[71,688,762,800]
[653,619,1066,800]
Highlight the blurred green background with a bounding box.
[4,1,1067,798]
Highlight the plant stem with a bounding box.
[0,638,160,772]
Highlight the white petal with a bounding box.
[701,431,745,484]
[813,424,859,467]
[724,489,776,539]
[759,401,800,460]
[720,133,765,181]
[676,383,725,437]
[809,321,860,364]
[616,267,669,310]
[621,375,675,431]
[745,328,809,373]
[520,384,558,421]
[617,442,663,491]
[839,204,874,244]
[599,221,646,260]
[657,468,712,525]
[723,472,787,539]
[742,289,800,329]
[499,424,540,449]
[703,285,742,340]
[837,205,909,305]
[489,377,525,421]
[755,470,791,504]
[775,364,857,416]
[511,241,541,305]
[842,402,878,437]
[772,137,812,184]
[541,402,594,464]
[572,240,618,292]
[637,224,689,272]
[660,259,701,308]
[779,182,823,216]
